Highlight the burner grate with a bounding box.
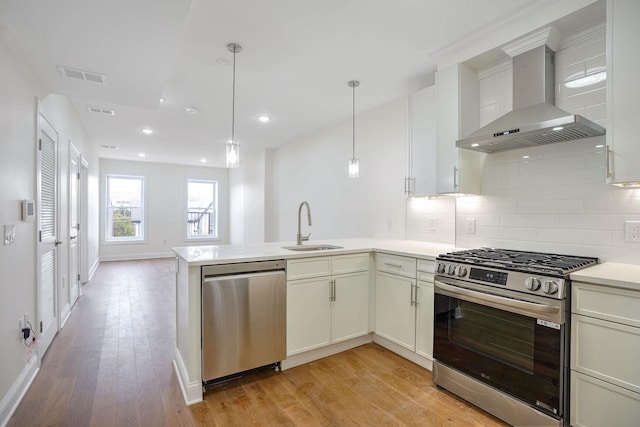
[439,248,599,276]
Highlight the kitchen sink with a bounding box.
[282,244,343,251]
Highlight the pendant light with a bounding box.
[348,80,360,178]
[226,42,242,168]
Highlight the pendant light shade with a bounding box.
[348,80,360,178]
[226,43,242,168]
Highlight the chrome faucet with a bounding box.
[297,201,312,245]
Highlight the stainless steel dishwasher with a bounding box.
[201,260,286,385]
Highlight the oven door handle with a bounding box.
[434,280,562,321]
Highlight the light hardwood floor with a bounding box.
[9,258,507,426]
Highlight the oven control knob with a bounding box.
[456,266,467,277]
[437,263,446,274]
[525,277,541,291]
[447,264,457,275]
[542,280,559,295]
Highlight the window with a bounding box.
[105,175,145,242]
[186,179,218,239]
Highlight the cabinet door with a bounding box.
[607,0,640,185]
[571,371,640,427]
[375,272,416,350]
[572,314,640,394]
[331,271,370,344]
[286,277,331,356]
[408,85,437,196]
[436,63,483,195]
[415,280,434,359]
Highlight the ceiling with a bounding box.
[2,0,569,168]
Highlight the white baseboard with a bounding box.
[87,257,100,282]
[0,354,39,427]
[173,347,203,406]
[100,251,175,262]
[281,334,373,370]
[373,335,433,371]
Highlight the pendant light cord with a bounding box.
[231,46,237,143]
[352,83,355,158]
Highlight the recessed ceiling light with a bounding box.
[160,97,166,103]
[200,158,208,163]
[257,115,271,123]
[141,128,153,135]
[522,155,530,159]
[595,144,604,148]
[471,143,479,147]
[185,106,199,114]
[138,152,146,158]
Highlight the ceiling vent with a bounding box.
[88,106,115,116]
[57,66,107,84]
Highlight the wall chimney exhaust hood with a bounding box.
[457,44,605,154]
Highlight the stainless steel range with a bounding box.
[433,248,598,427]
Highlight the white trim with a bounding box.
[280,334,373,370]
[99,251,174,262]
[557,22,605,51]
[87,257,100,282]
[373,335,433,371]
[501,27,561,57]
[0,355,39,427]
[173,347,203,405]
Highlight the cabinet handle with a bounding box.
[453,165,458,189]
[384,262,403,269]
[606,145,612,179]
[329,280,336,302]
[414,285,419,306]
[410,283,416,306]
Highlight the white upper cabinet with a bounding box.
[436,63,485,195]
[406,85,437,197]
[606,0,640,186]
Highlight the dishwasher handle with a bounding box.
[202,260,285,278]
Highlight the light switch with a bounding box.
[4,224,16,245]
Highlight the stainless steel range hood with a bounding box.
[457,45,605,154]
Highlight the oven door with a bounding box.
[434,278,566,418]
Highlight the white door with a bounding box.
[37,111,59,357]
[69,144,80,305]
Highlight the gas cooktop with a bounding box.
[437,248,599,276]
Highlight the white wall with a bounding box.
[229,147,267,244]
[268,97,408,243]
[0,24,100,423]
[99,159,230,260]
[454,26,640,264]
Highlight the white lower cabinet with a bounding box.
[374,254,435,362]
[570,281,640,426]
[286,253,370,356]
[375,271,416,350]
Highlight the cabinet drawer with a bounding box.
[571,314,640,394]
[376,253,416,278]
[573,282,640,328]
[571,371,640,427]
[417,259,435,274]
[287,257,331,280]
[332,253,369,275]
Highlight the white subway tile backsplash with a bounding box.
[537,228,612,246]
[500,214,560,228]
[484,226,538,241]
[517,200,584,215]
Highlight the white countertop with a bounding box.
[571,262,640,291]
[172,238,456,266]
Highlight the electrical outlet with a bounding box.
[4,224,16,245]
[428,218,436,231]
[466,218,476,234]
[625,221,640,242]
